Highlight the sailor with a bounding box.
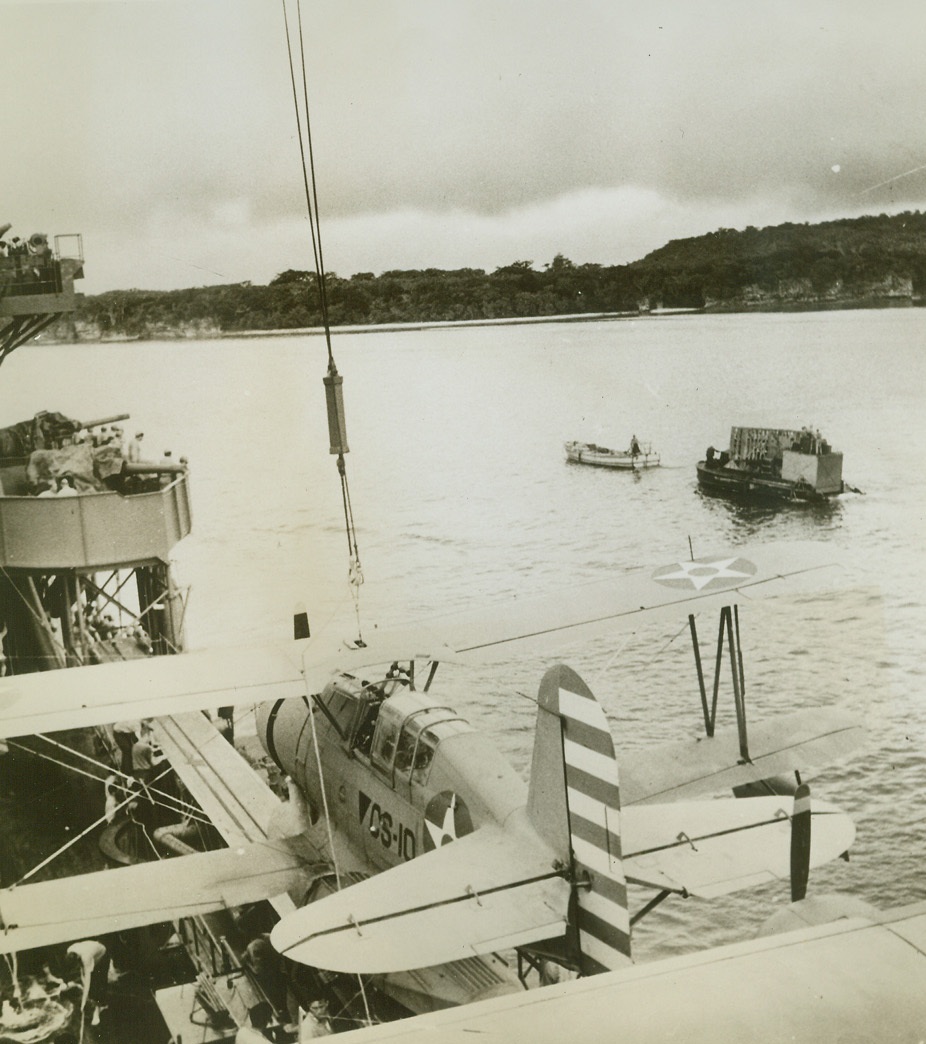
[630,434,641,457]
[131,721,166,784]
[64,939,109,1028]
[243,934,288,1015]
[236,1001,275,1043]
[216,705,235,744]
[127,432,144,462]
[299,999,332,1039]
[104,774,121,823]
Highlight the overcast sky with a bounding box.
[4,0,926,293]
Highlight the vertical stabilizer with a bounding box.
[528,664,632,974]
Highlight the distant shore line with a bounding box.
[44,296,924,345]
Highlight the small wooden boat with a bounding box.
[564,439,660,470]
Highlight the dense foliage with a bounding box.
[70,212,926,339]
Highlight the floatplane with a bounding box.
[0,11,890,1039]
[0,545,865,1023]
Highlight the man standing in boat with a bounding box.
[630,434,641,457]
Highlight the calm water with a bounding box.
[5,307,925,962]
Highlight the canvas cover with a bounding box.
[26,442,123,492]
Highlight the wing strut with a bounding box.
[689,605,749,760]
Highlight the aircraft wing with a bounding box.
[622,796,855,899]
[620,707,864,805]
[0,542,846,741]
[153,711,286,846]
[0,640,307,739]
[318,902,926,1044]
[434,541,846,657]
[271,820,570,974]
[0,629,457,740]
[0,839,311,954]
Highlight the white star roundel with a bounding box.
[651,555,758,591]
[422,791,474,851]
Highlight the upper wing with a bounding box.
[435,541,845,657]
[0,640,306,739]
[0,839,311,954]
[620,708,864,805]
[0,629,457,740]
[0,542,844,740]
[271,819,569,974]
[622,796,855,899]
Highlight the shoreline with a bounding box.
[39,296,924,345]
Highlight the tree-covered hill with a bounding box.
[66,212,926,340]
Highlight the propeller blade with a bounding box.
[790,782,812,902]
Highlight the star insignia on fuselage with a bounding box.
[652,555,757,591]
[425,792,460,848]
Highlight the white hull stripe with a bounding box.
[577,879,630,932]
[563,738,619,784]
[562,715,615,758]
[566,786,618,827]
[570,810,622,859]
[558,686,613,731]
[578,927,632,971]
[577,902,632,954]
[572,835,622,878]
[565,763,621,808]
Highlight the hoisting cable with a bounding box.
[281,7,373,1022]
[281,0,365,644]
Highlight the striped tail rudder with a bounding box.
[528,664,632,974]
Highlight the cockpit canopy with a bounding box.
[317,674,472,785]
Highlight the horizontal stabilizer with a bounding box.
[0,839,310,953]
[271,819,569,973]
[622,796,855,899]
[620,708,863,805]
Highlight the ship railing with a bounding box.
[179,916,237,978]
[0,257,63,296]
[0,470,193,570]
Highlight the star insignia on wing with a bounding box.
[652,555,757,591]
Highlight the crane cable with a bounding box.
[281,0,365,643]
[282,5,373,1026]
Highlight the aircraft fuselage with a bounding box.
[256,672,527,875]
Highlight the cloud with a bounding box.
[6,0,926,291]
[84,181,922,293]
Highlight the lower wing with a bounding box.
[623,796,855,898]
[0,838,311,954]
